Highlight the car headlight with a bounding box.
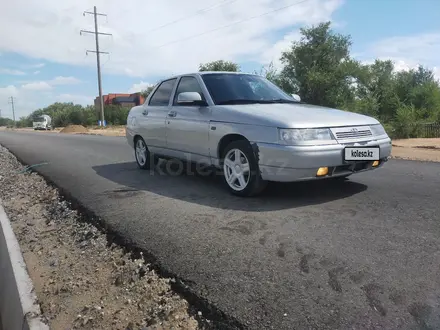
[370,124,387,136]
[279,128,335,145]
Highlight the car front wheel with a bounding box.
[222,140,267,197]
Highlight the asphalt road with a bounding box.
[1,130,440,330]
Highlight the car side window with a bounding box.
[149,78,177,106]
[173,76,205,106]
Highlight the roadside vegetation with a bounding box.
[0,104,129,129]
[1,21,439,139]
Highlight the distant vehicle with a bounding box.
[33,115,52,131]
[126,72,392,197]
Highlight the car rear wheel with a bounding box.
[134,137,157,170]
[222,140,267,197]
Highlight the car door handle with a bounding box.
[142,110,148,116]
[167,111,177,117]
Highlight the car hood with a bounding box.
[211,103,380,128]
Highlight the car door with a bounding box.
[165,75,211,164]
[138,78,177,153]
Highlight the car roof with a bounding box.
[161,71,259,81]
[198,71,256,76]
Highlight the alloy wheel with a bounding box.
[223,148,250,191]
[135,139,147,166]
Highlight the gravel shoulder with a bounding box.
[0,144,204,330]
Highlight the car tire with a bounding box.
[222,140,267,197]
[134,137,157,170]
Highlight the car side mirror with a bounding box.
[177,92,207,106]
[291,94,301,102]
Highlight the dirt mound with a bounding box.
[60,125,89,134]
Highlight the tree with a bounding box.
[141,85,155,98]
[394,67,438,105]
[254,61,282,87]
[0,117,14,127]
[104,105,130,125]
[15,102,99,128]
[278,21,355,108]
[348,60,400,121]
[199,60,240,72]
[16,116,32,128]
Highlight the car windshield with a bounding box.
[34,117,45,122]
[201,73,297,105]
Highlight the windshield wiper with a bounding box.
[216,99,268,105]
[261,99,299,104]
[217,99,300,105]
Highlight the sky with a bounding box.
[0,0,439,119]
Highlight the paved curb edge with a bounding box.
[0,200,49,330]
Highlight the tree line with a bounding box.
[2,21,439,138]
[0,103,130,128]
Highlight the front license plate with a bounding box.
[344,147,379,161]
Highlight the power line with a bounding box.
[81,6,112,127]
[151,0,309,50]
[8,96,16,126]
[145,0,239,34]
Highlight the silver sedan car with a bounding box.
[126,71,392,196]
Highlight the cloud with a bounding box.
[18,76,81,91]
[21,81,52,91]
[0,0,343,77]
[260,30,302,69]
[30,63,45,69]
[55,93,93,105]
[49,76,81,85]
[0,85,91,119]
[34,70,40,74]
[0,85,39,119]
[0,68,26,75]
[0,75,83,118]
[371,33,440,65]
[20,63,46,69]
[433,67,440,80]
[0,85,19,98]
[365,32,440,80]
[128,81,153,93]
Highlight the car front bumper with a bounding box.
[256,137,392,182]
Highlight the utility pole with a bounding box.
[81,6,112,127]
[8,96,16,126]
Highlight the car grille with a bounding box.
[331,126,372,140]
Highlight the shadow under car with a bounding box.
[92,160,368,212]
